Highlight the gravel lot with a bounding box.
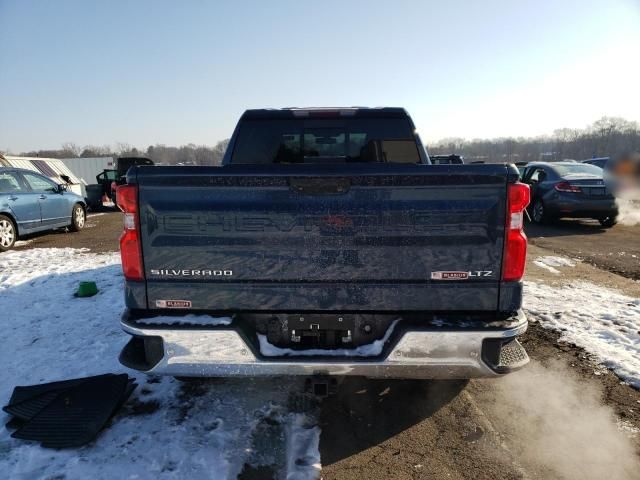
[4,212,640,479]
[13,210,122,253]
[526,218,640,280]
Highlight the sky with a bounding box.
[0,0,639,152]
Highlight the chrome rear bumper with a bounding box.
[120,312,528,379]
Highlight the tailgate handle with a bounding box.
[289,177,351,195]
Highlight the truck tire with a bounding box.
[70,203,86,232]
[0,214,17,252]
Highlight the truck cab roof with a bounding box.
[241,107,410,119]
[223,107,426,165]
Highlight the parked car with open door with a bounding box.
[520,161,618,227]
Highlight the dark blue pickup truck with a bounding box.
[117,107,531,380]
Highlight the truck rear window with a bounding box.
[231,118,421,164]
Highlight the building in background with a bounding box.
[58,157,114,187]
[0,155,84,196]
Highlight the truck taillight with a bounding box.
[116,185,144,281]
[502,183,530,282]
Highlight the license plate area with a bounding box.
[240,313,396,350]
[587,187,606,196]
[285,314,355,348]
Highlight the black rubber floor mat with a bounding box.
[11,374,133,448]
[5,416,25,431]
[7,374,115,406]
[4,378,136,422]
[3,391,61,421]
[116,380,137,414]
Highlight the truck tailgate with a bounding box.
[134,164,510,312]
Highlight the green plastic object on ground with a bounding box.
[75,281,98,298]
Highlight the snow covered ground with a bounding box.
[0,248,320,480]
[529,253,640,387]
[532,255,576,274]
[1,247,639,478]
[525,280,640,388]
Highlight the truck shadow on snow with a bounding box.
[319,377,467,466]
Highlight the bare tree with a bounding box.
[80,145,113,157]
[60,142,81,157]
[429,117,640,163]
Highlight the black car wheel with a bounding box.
[598,216,617,228]
[0,214,17,251]
[70,204,86,232]
[531,199,547,224]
